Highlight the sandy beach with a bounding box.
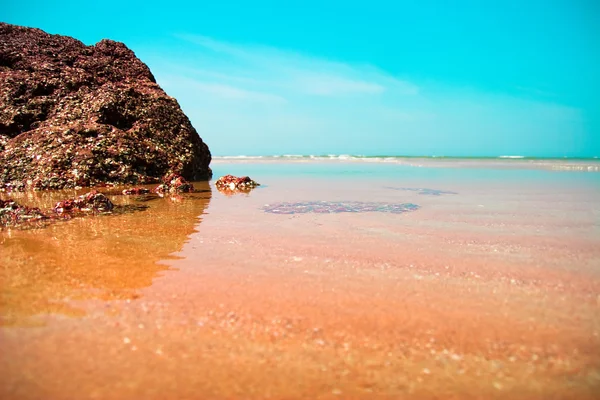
[1,159,599,399]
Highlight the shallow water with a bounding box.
[0,184,212,326]
[1,160,600,399]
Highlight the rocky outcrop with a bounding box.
[0,23,211,190]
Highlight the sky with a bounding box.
[3,0,599,157]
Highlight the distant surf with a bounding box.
[211,155,600,172]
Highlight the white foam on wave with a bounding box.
[211,154,600,172]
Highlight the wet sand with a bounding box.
[1,166,600,399]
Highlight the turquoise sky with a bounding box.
[3,0,599,157]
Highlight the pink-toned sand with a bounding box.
[1,173,599,399]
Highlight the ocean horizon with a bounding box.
[214,154,600,160]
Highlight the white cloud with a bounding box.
[287,73,385,95]
[172,33,418,98]
[161,76,287,104]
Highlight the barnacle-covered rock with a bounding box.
[154,173,194,195]
[0,198,48,227]
[53,191,114,214]
[0,23,212,190]
[215,174,260,195]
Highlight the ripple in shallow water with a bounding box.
[385,187,458,196]
[263,201,420,214]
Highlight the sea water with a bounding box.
[1,157,599,399]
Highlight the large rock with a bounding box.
[0,23,211,190]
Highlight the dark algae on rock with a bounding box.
[0,23,212,190]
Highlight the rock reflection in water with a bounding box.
[0,182,211,326]
[215,185,259,197]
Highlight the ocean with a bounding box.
[1,157,599,399]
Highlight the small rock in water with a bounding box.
[0,199,48,228]
[154,173,194,195]
[53,191,114,214]
[215,174,260,195]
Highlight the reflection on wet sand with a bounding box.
[0,182,211,326]
[215,185,261,197]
